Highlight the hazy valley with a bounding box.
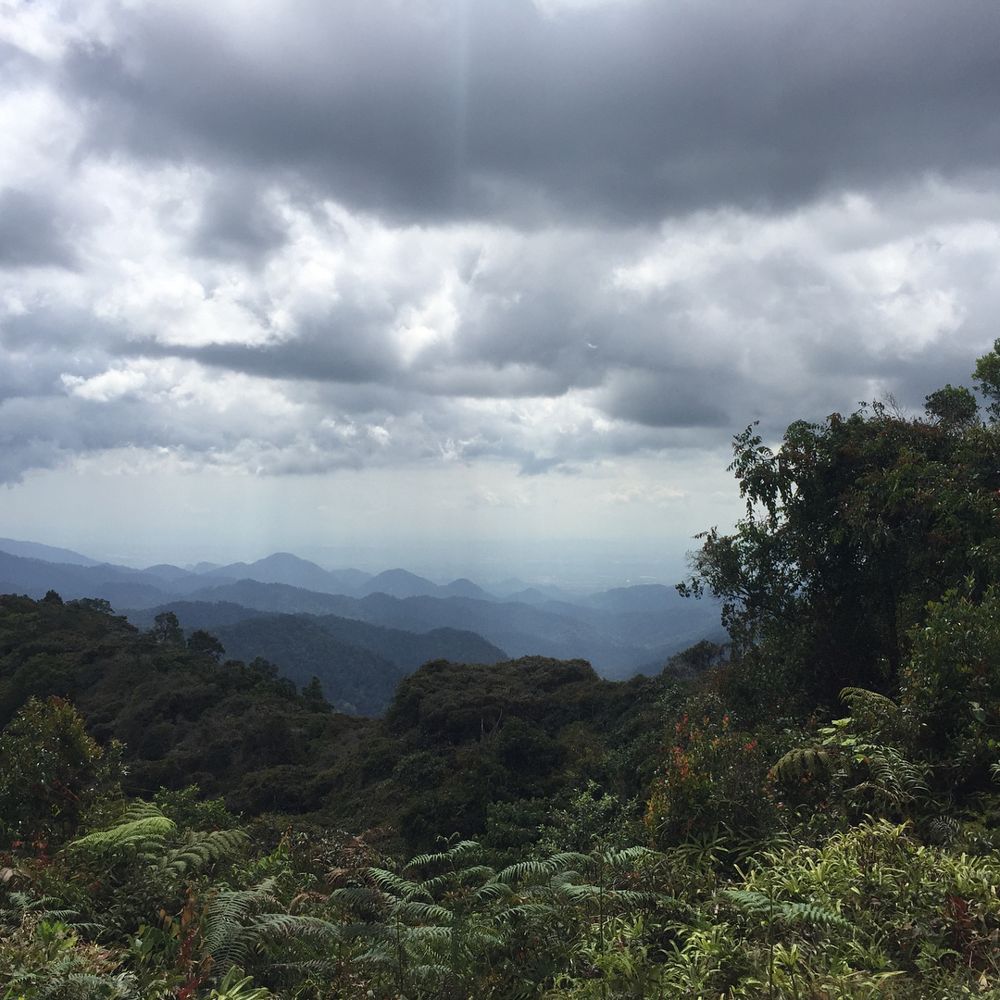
[0,539,723,714]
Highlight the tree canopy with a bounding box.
[681,345,1000,707]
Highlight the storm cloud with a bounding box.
[1,0,999,559]
[61,0,1000,223]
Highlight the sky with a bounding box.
[1,0,1000,583]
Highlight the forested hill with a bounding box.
[0,592,691,829]
[167,581,721,678]
[124,602,509,715]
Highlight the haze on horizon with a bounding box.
[2,0,1000,582]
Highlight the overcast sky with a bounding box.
[1,0,999,582]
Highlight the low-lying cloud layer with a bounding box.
[1,0,999,561]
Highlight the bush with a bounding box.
[0,697,122,849]
[645,695,778,846]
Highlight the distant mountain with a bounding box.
[175,577,723,679]
[582,584,695,614]
[360,570,497,601]
[125,600,507,714]
[310,615,507,673]
[441,578,495,600]
[187,579,357,615]
[124,601,270,630]
[361,568,441,598]
[491,580,581,603]
[505,587,556,605]
[0,550,171,608]
[0,544,723,680]
[141,563,195,582]
[210,615,406,716]
[208,552,371,595]
[0,537,102,567]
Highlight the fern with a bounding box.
[847,745,928,809]
[839,686,901,720]
[601,845,661,868]
[36,970,139,1000]
[200,878,348,978]
[366,868,429,900]
[69,812,176,859]
[201,877,281,960]
[494,858,561,883]
[721,888,851,930]
[772,746,832,783]
[405,839,480,871]
[158,828,249,879]
[924,815,961,845]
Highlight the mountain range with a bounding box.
[0,537,724,711]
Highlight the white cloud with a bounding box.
[602,485,687,506]
[61,367,147,402]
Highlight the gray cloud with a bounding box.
[136,306,401,385]
[0,188,76,268]
[599,369,731,429]
[60,0,1000,224]
[190,174,288,262]
[0,0,998,500]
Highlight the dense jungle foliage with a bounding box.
[3,345,1000,997]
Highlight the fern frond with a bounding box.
[69,814,176,856]
[159,829,249,879]
[839,687,899,716]
[543,851,592,869]
[772,747,832,783]
[602,845,662,868]
[407,961,452,981]
[210,913,345,974]
[250,912,344,944]
[120,800,170,822]
[779,900,851,929]
[494,859,561,883]
[405,923,453,943]
[328,885,382,912]
[925,816,961,845]
[202,877,280,957]
[473,881,514,902]
[367,868,428,900]
[453,864,495,883]
[405,839,480,871]
[852,746,928,807]
[720,889,849,930]
[37,971,139,1000]
[497,902,557,921]
[553,881,601,900]
[389,899,453,923]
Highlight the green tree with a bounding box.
[302,675,327,707]
[0,697,121,847]
[681,357,1000,707]
[901,585,1000,762]
[924,383,979,429]
[973,336,1000,420]
[151,611,184,646]
[188,629,225,662]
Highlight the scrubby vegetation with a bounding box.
[4,345,1000,997]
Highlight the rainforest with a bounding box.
[4,344,1000,998]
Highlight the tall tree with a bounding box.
[681,350,1000,706]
